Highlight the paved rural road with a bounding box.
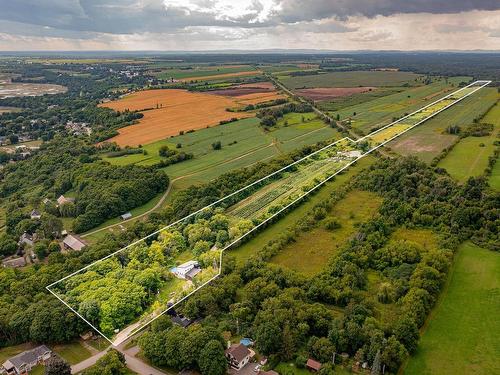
[71,342,171,375]
[265,73,361,140]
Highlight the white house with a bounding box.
[1,345,52,375]
[171,261,201,280]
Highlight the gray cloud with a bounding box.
[0,0,499,36]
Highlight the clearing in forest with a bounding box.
[403,242,500,375]
[270,190,382,275]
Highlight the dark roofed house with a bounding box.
[62,234,87,251]
[225,343,254,371]
[1,345,52,375]
[171,315,193,328]
[306,359,322,372]
[30,209,41,220]
[185,267,201,281]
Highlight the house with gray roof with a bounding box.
[1,345,52,374]
[62,234,87,251]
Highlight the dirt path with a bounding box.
[81,142,279,238]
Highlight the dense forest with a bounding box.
[0,137,168,236]
[138,156,498,374]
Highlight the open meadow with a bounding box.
[403,242,500,375]
[438,99,499,182]
[228,156,376,264]
[390,87,497,163]
[151,64,260,81]
[270,190,382,275]
[278,70,422,89]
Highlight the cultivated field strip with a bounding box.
[46,80,490,346]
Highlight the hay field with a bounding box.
[179,70,261,82]
[296,87,376,101]
[101,89,255,147]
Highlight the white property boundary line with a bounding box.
[46,80,491,346]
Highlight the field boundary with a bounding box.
[47,80,490,346]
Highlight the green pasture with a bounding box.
[153,65,256,80]
[391,87,498,163]
[104,116,340,187]
[331,78,467,134]
[270,190,382,275]
[52,341,92,365]
[438,100,499,182]
[278,70,423,89]
[403,242,500,375]
[228,156,376,264]
[490,159,500,191]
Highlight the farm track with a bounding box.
[81,141,280,238]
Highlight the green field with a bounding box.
[403,242,500,375]
[270,190,382,275]
[438,100,499,182]
[153,65,257,80]
[104,116,340,188]
[228,156,376,264]
[390,87,497,163]
[490,159,500,191]
[278,70,422,89]
[52,341,92,365]
[339,78,471,133]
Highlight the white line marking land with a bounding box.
[47,80,490,346]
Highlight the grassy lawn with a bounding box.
[0,343,34,363]
[275,362,352,375]
[489,159,500,191]
[87,337,110,351]
[270,190,382,275]
[438,100,499,182]
[228,156,376,264]
[403,242,500,375]
[390,88,498,163]
[52,341,92,365]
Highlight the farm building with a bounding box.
[2,256,27,268]
[225,343,254,371]
[30,209,41,220]
[306,359,322,372]
[120,212,132,220]
[171,260,201,280]
[1,345,52,375]
[62,234,87,251]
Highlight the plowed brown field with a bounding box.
[100,89,256,147]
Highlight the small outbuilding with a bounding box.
[30,209,42,220]
[120,212,132,220]
[2,256,27,268]
[62,234,87,251]
[306,359,322,372]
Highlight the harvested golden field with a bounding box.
[179,70,260,82]
[234,92,286,105]
[100,89,256,147]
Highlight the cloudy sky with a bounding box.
[0,0,499,51]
